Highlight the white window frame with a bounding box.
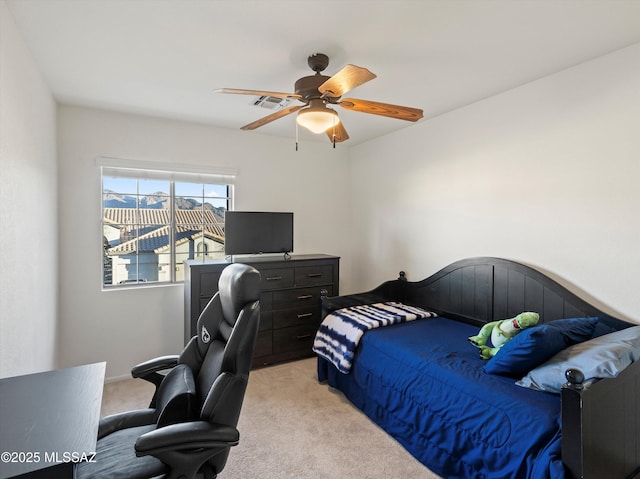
[98,157,236,289]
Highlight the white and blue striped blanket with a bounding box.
[313,302,436,374]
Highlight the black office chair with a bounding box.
[77,263,261,479]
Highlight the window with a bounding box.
[100,158,235,287]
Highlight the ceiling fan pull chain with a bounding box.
[332,117,336,148]
[295,121,299,151]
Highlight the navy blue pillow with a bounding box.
[483,317,599,376]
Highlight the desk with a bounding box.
[0,363,105,479]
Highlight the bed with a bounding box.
[315,257,640,479]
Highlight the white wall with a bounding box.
[57,106,352,379]
[0,2,58,378]
[6,0,639,380]
[349,42,640,323]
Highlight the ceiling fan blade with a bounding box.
[339,98,423,122]
[318,65,377,98]
[214,88,301,100]
[326,121,350,143]
[240,105,303,130]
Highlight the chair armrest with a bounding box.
[131,355,180,379]
[135,421,239,455]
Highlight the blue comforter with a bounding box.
[317,317,565,479]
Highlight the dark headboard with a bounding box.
[327,257,631,333]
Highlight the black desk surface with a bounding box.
[0,362,105,479]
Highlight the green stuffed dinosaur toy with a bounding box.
[468,312,540,359]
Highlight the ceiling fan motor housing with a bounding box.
[295,75,331,101]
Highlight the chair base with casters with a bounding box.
[78,263,261,479]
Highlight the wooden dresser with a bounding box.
[184,254,339,368]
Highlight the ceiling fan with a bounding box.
[214,53,423,144]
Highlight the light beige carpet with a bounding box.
[102,358,441,479]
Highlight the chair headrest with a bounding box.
[219,263,261,326]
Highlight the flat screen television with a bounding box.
[224,211,294,256]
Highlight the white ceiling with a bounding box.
[7,0,640,146]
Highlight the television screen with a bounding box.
[224,211,293,255]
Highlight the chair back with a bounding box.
[179,263,260,371]
[184,263,261,475]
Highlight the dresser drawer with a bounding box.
[272,306,320,330]
[200,271,222,297]
[260,268,295,290]
[273,323,317,354]
[272,286,326,309]
[199,297,213,313]
[260,291,273,311]
[253,330,272,357]
[295,265,334,287]
[259,311,273,331]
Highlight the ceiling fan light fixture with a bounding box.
[296,100,340,134]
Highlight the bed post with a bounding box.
[562,364,640,479]
[561,369,585,479]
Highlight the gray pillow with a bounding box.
[516,326,640,393]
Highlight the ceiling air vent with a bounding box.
[252,95,291,110]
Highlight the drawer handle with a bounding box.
[297,294,313,300]
[296,334,313,340]
[297,312,313,319]
[307,273,323,278]
[266,276,283,281]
